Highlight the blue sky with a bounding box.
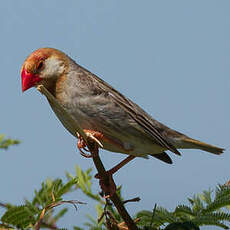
[0,1,229,229]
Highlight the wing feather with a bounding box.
[80,67,181,156]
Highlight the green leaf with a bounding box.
[200,189,213,206]
[174,205,195,218]
[205,196,230,213]
[0,134,20,150]
[190,195,204,213]
[165,221,200,230]
[1,205,36,228]
[73,227,84,230]
[57,177,78,197]
[95,203,104,226]
[74,165,102,202]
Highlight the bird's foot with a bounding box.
[77,129,132,158]
[77,133,92,158]
[77,130,104,158]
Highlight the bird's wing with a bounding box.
[80,67,181,156]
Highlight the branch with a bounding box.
[0,202,7,208]
[87,142,138,230]
[37,85,138,230]
[123,197,141,205]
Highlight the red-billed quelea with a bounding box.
[21,48,224,194]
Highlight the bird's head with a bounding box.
[21,48,69,92]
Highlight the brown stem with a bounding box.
[0,202,7,208]
[40,221,58,229]
[87,142,138,230]
[123,197,141,205]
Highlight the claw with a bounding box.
[79,148,92,158]
[77,133,92,158]
[77,130,104,158]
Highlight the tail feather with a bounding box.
[182,138,224,155]
[151,152,173,164]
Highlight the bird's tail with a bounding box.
[181,137,224,155]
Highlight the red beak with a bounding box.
[21,68,42,92]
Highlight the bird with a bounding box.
[21,47,224,195]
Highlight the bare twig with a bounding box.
[37,85,139,230]
[35,200,86,230]
[0,202,7,208]
[123,197,141,205]
[149,203,157,229]
[40,221,58,230]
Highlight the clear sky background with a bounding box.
[0,1,229,229]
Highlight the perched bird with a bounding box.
[21,48,224,193]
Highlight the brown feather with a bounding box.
[78,67,181,156]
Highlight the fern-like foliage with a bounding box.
[0,134,20,150]
[164,221,200,230]
[2,162,230,229]
[1,205,36,229]
[136,183,230,229]
[1,177,78,229]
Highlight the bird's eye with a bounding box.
[37,61,44,71]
